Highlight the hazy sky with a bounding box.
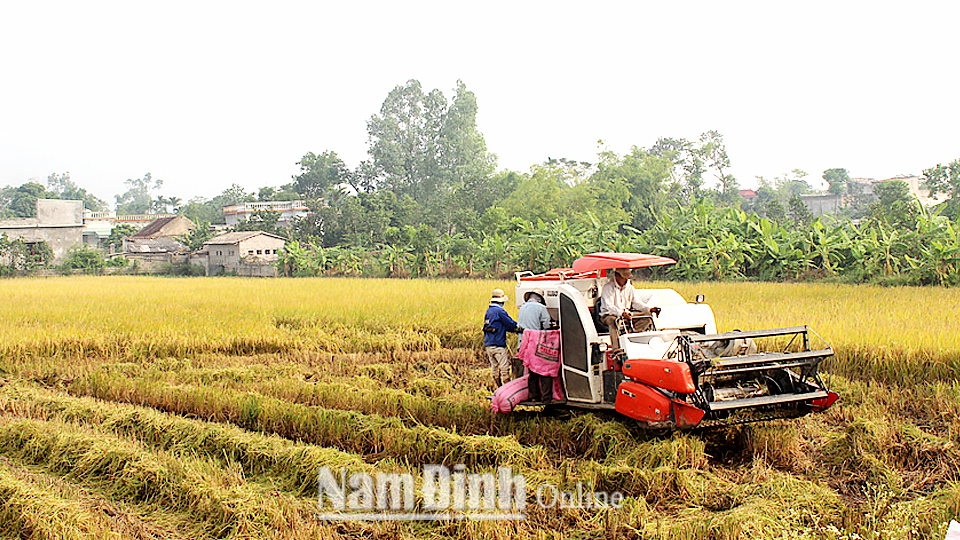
[1,1,957,207]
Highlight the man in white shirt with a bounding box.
[599,268,659,351]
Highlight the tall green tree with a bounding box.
[46,172,107,211]
[218,184,254,206]
[923,159,960,221]
[440,80,497,190]
[650,136,703,202]
[868,179,919,230]
[775,169,813,199]
[366,80,447,203]
[823,168,850,196]
[293,151,352,200]
[697,130,736,196]
[106,224,137,251]
[115,173,162,215]
[0,182,51,218]
[593,146,672,229]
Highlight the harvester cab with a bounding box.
[509,252,838,430]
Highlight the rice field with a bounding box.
[0,276,957,539]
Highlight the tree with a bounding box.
[459,170,521,216]
[179,196,226,225]
[868,179,919,230]
[650,136,703,203]
[176,222,215,251]
[232,211,281,236]
[106,224,138,251]
[115,173,162,215]
[46,172,107,211]
[923,159,960,221]
[258,185,298,202]
[1,182,50,218]
[293,151,352,200]
[218,184,254,206]
[440,80,497,193]
[696,130,735,194]
[0,234,52,274]
[365,80,447,203]
[153,195,181,214]
[786,194,813,225]
[592,146,672,229]
[59,245,106,273]
[499,165,566,224]
[775,169,813,200]
[823,168,850,196]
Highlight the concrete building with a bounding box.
[222,200,309,227]
[82,211,115,248]
[202,231,286,277]
[799,193,845,217]
[878,175,946,207]
[0,199,84,262]
[800,175,950,218]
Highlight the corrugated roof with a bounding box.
[131,215,196,238]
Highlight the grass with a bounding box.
[0,276,956,538]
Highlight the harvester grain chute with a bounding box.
[502,252,838,430]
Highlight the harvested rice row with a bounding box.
[71,361,669,462]
[67,373,550,469]
[0,461,113,540]
[0,456,191,540]
[0,416,324,539]
[0,381,715,515]
[3,381,726,501]
[0,382,376,497]
[0,383,774,538]
[69,366,714,467]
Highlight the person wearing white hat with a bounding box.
[483,288,520,387]
[518,287,555,402]
[598,268,659,351]
[517,288,551,348]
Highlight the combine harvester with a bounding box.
[511,252,838,429]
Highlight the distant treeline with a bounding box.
[3,79,958,285]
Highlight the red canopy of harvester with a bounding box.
[571,252,676,273]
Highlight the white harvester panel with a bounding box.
[557,284,603,403]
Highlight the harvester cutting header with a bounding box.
[494,252,838,430]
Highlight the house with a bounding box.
[799,193,845,217]
[122,237,190,269]
[222,200,309,227]
[0,199,84,263]
[83,211,181,249]
[202,231,286,277]
[876,175,947,207]
[119,215,195,271]
[82,210,115,248]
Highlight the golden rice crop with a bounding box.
[2,276,959,385]
[0,276,957,539]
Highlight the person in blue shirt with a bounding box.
[483,288,521,387]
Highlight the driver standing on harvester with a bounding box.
[599,268,661,352]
